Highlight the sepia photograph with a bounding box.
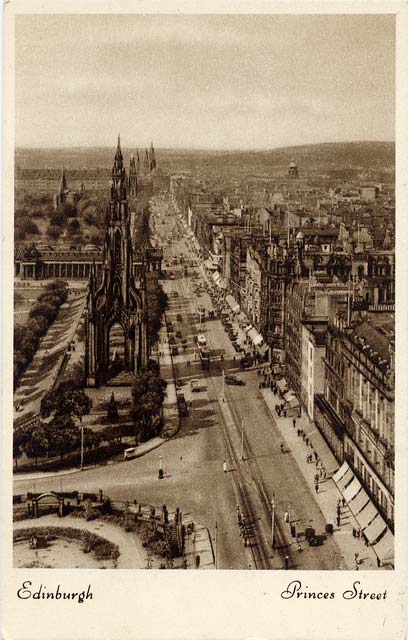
[10,11,396,576]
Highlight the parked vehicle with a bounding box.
[225,375,245,386]
[124,447,138,460]
[177,393,189,417]
[190,379,207,392]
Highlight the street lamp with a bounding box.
[222,369,225,402]
[80,422,84,471]
[241,421,245,461]
[271,494,275,549]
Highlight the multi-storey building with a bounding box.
[320,309,394,527]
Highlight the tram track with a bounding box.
[225,386,296,567]
[206,372,271,569]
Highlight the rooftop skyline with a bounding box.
[15,14,395,150]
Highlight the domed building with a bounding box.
[288,160,299,179]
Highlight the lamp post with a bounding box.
[80,421,84,471]
[241,421,245,461]
[271,494,275,549]
[222,369,225,402]
[158,455,163,479]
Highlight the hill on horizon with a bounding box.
[15,140,395,173]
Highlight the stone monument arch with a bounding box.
[85,136,148,387]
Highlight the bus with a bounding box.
[124,447,138,460]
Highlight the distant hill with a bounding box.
[15,141,394,175]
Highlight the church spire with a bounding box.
[111,134,126,201]
[59,165,67,193]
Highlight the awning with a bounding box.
[288,396,300,408]
[252,332,264,346]
[247,327,259,342]
[258,343,270,356]
[226,295,240,313]
[373,529,394,565]
[276,378,288,392]
[332,461,393,566]
[204,259,217,271]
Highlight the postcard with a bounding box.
[1,2,407,639]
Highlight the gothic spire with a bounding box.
[59,165,67,193]
[111,135,126,200]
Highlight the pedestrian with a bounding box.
[337,505,341,517]
[314,451,318,461]
[305,437,309,446]
[284,555,289,569]
[293,417,296,429]
[314,473,319,484]
[342,497,346,507]
[280,443,285,453]
[315,483,319,494]
[337,498,341,508]
[283,409,287,417]
[223,460,227,473]
[352,527,356,538]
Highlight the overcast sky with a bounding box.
[15,14,395,149]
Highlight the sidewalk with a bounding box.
[14,437,167,483]
[260,385,380,570]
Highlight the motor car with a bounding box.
[225,375,245,386]
[190,379,207,392]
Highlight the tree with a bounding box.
[57,202,77,218]
[131,370,167,442]
[49,210,66,227]
[23,425,49,467]
[41,383,92,422]
[16,217,40,235]
[46,415,79,462]
[83,427,102,451]
[47,224,63,239]
[146,273,168,348]
[14,352,28,388]
[29,302,59,323]
[67,218,81,237]
[13,426,29,468]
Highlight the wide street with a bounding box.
[15,193,343,570]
